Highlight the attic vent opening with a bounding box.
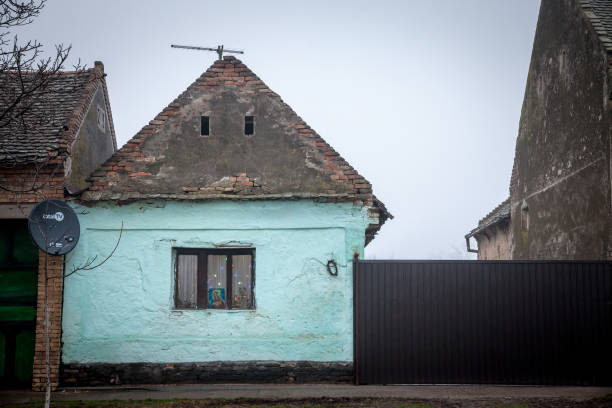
[97,106,107,133]
[245,116,254,135]
[521,200,529,230]
[201,116,210,136]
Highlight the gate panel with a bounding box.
[354,260,612,385]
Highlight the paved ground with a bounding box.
[1,384,611,405]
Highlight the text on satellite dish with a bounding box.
[43,212,64,221]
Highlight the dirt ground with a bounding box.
[3,396,612,408]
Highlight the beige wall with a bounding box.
[475,223,512,260]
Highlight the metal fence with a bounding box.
[353,260,612,385]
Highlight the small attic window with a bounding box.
[201,116,210,136]
[245,116,254,135]
[97,106,107,133]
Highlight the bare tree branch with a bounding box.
[0,0,89,187]
[0,3,90,405]
[64,221,124,278]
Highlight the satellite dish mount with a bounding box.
[28,199,80,255]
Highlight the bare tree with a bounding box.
[0,1,68,126]
[0,0,90,195]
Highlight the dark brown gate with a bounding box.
[353,260,612,385]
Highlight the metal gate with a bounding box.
[353,260,612,385]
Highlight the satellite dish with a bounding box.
[28,199,80,255]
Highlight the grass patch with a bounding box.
[396,403,435,408]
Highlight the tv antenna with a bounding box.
[171,44,244,60]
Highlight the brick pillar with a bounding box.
[32,251,64,391]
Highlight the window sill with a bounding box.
[170,308,255,313]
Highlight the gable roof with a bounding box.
[465,198,510,241]
[580,0,612,97]
[582,0,612,48]
[82,56,391,243]
[0,62,117,166]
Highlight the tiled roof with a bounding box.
[0,64,115,166]
[581,1,612,90]
[465,198,510,239]
[82,56,391,243]
[586,1,612,46]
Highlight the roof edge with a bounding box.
[63,65,116,153]
[579,0,612,99]
[465,198,511,240]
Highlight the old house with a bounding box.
[465,199,511,260]
[466,0,612,260]
[61,56,390,385]
[0,62,116,389]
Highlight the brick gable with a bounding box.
[83,56,390,244]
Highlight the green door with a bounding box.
[0,219,38,388]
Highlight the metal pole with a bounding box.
[170,44,244,59]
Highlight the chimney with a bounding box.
[94,61,104,73]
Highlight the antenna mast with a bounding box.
[170,44,244,60]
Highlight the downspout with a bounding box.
[465,235,479,253]
[352,252,359,385]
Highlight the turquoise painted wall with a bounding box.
[62,200,372,363]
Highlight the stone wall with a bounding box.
[510,0,612,259]
[0,163,64,204]
[61,361,353,386]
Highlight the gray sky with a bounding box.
[16,0,541,259]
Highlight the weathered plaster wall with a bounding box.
[510,0,612,259]
[62,200,370,364]
[66,87,115,194]
[475,223,512,260]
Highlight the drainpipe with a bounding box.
[465,235,478,253]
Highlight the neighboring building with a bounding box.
[465,199,511,260]
[0,62,116,390]
[61,56,390,385]
[467,0,612,260]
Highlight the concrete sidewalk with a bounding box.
[1,384,611,405]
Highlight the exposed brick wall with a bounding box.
[86,56,374,200]
[32,252,64,391]
[0,162,64,204]
[0,63,116,392]
[0,162,65,392]
[82,56,391,242]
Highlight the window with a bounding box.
[175,248,254,310]
[244,115,254,135]
[97,106,107,133]
[201,116,210,136]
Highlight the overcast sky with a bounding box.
[16,0,541,259]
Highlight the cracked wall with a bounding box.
[510,0,612,259]
[475,223,512,260]
[62,200,369,363]
[65,87,115,194]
